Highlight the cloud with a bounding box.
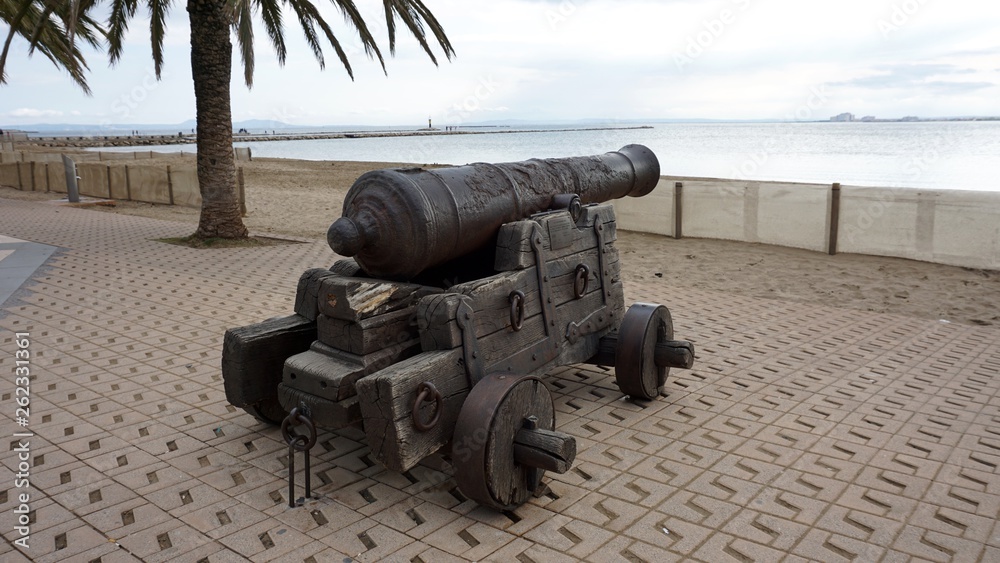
[9,108,64,118]
[923,81,996,94]
[831,63,996,92]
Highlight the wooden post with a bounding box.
[125,165,132,201]
[674,181,683,239]
[238,167,247,216]
[105,165,112,199]
[167,164,174,205]
[828,182,841,255]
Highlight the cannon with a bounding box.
[222,145,695,509]
[328,144,660,279]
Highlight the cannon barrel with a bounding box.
[327,144,660,279]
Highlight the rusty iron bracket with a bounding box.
[594,221,612,303]
[566,220,614,344]
[456,299,485,387]
[566,307,612,344]
[530,225,559,342]
[281,406,318,507]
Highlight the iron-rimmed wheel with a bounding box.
[615,302,673,400]
[452,374,573,510]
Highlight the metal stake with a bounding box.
[281,407,317,507]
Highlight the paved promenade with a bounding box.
[1,197,999,562]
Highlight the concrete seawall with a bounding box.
[614,176,1000,271]
[0,150,246,212]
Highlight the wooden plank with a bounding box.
[495,204,617,271]
[314,313,350,346]
[278,384,360,429]
[419,247,621,351]
[318,276,439,322]
[417,271,544,351]
[283,338,421,401]
[316,307,418,355]
[294,268,342,321]
[222,314,315,408]
[356,349,465,472]
[330,258,362,276]
[546,213,576,251]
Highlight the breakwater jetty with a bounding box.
[22,125,654,149]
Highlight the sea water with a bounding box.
[96,121,1000,191]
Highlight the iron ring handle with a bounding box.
[281,407,318,451]
[509,290,525,331]
[573,264,590,299]
[412,382,442,432]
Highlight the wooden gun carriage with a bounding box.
[223,145,695,509]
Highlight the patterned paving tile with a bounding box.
[1,197,999,561]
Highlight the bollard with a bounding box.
[62,155,79,203]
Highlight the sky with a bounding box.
[2,0,999,128]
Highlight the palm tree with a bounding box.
[1,0,104,92]
[107,0,454,239]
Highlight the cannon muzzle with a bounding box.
[328,144,660,279]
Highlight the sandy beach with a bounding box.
[3,156,998,326]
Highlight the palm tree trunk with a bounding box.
[188,0,248,239]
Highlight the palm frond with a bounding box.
[330,0,384,73]
[382,0,454,65]
[149,0,170,78]
[0,0,96,93]
[306,2,353,79]
[232,0,255,86]
[254,0,287,65]
[286,0,325,69]
[0,0,40,85]
[107,0,139,64]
